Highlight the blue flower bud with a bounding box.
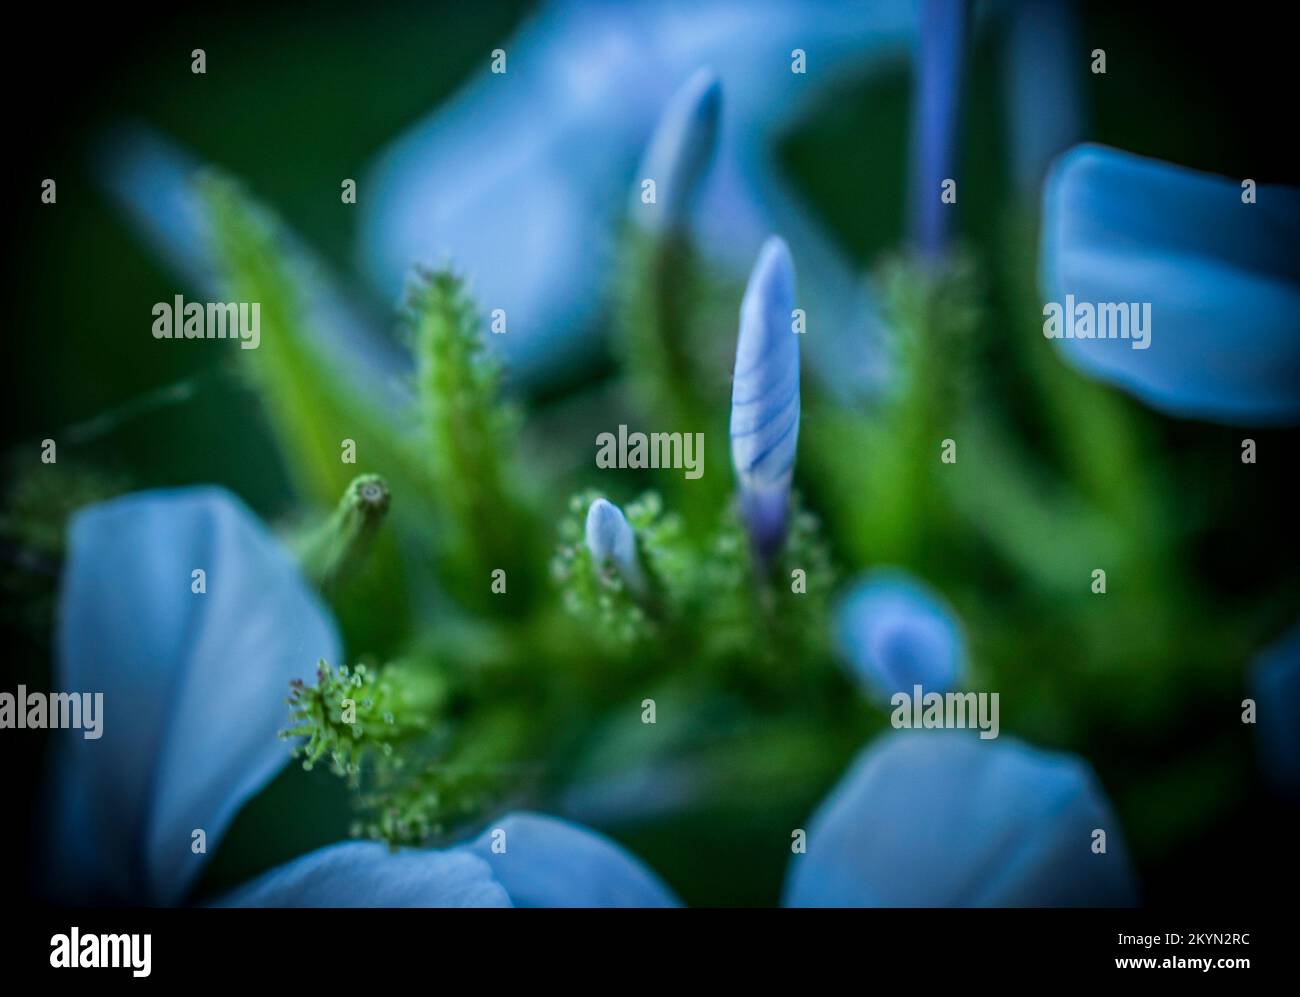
[585,498,648,598]
[730,236,799,561]
[632,67,721,235]
[834,569,965,702]
[909,0,969,261]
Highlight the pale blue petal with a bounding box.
[784,731,1138,907]
[632,68,721,234]
[466,812,680,907]
[221,812,678,908]
[98,124,215,289]
[1249,622,1300,801]
[360,0,913,387]
[217,842,511,907]
[835,569,965,701]
[48,488,341,905]
[1040,144,1300,424]
[730,236,799,559]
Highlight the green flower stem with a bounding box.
[407,269,537,611]
[617,230,731,529]
[293,474,391,592]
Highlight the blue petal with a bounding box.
[1040,144,1300,424]
[465,812,680,907]
[784,731,1138,906]
[217,841,511,907]
[47,488,341,905]
[220,812,678,907]
[97,125,215,289]
[730,235,799,559]
[835,569,965,701]
[360,0,913,388]
[909,0,969,259]
[1249,622,1300,802]
[632,68,721,235]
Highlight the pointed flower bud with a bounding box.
[585,497,648,599]
[909,0,969,261]
[730,236,799,562]
[631,67,722,235]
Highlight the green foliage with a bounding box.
[615,229,736,524]
[0,461,125,633]
[618,231,701,425]
[816,255,983,568]
[197,174,409,508]
[405,268,538,610]
[282,659,445,782]
[694,494,835,692]
[553,486,834,697]
[197,173,429,651]
[282,657,490,846]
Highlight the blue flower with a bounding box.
[834,569,965,702]
[730,236,799,561]
[783,731,1138,906]
[220,812,679,907]
[44,488,680,908]
[909,0,969,260]
[631,68,721,236]
[1040,143,1300,424]
[1249,622,1300,802]
[585,497,648,598]
[359,0,913,390]
[44,488,341,905]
